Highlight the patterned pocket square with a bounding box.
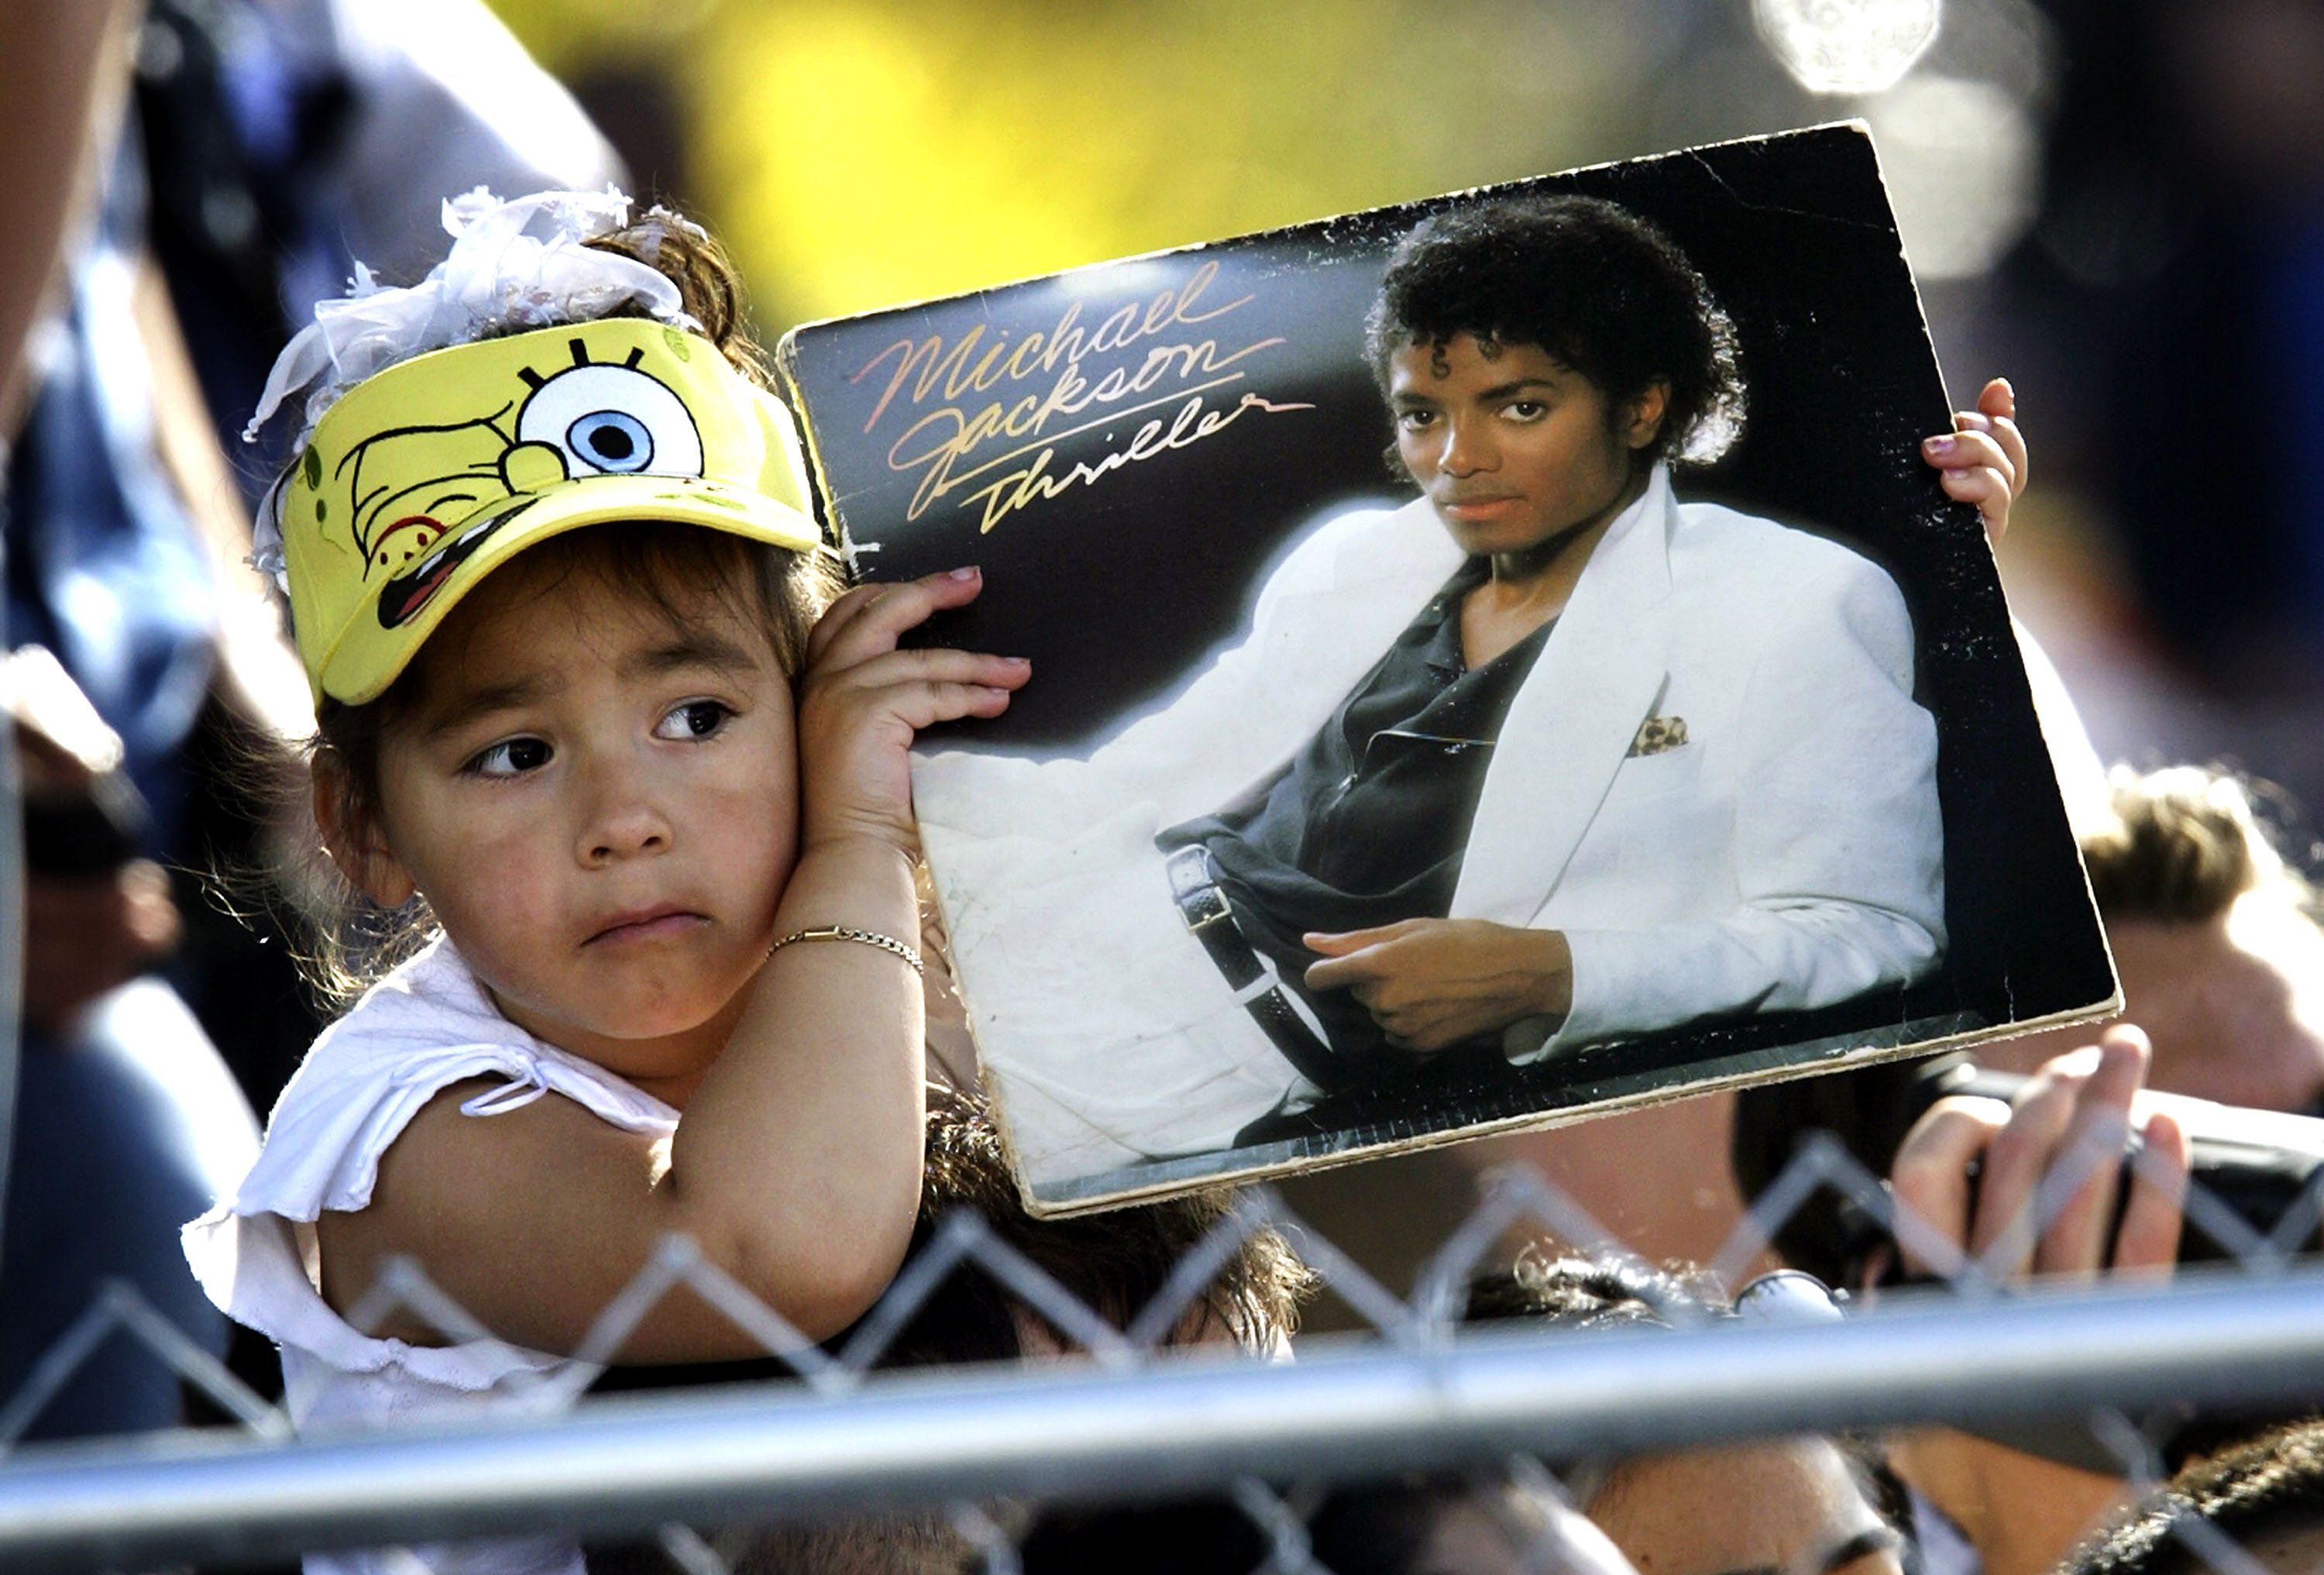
[1628,715,1689,757]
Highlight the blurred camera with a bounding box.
[1732,1051,2324,1287]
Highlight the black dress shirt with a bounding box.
[1158,557,1552,1075]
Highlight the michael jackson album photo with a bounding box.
[775,123,2118,1214]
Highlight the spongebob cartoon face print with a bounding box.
[339,332,714,628]
[273,318,820,706]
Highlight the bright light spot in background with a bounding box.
[1862,74,2040,279]
[1754,0,1943,95]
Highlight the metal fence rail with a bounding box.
[3,1269,2323,1571]
[1,1126,2319,1571]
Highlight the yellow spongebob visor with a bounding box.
[277,318,823,705]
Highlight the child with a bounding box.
[181,189,1026,1573]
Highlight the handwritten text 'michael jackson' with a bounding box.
[849,261,1312,534]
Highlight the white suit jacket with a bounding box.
[913,466,1945,1063]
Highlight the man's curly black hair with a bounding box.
[2063,1417,2324,1575]
[1364,194,1746,467]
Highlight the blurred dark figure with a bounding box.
[0,0,619,1447]
[0,108,266,1444]
[2013,1,2324,699]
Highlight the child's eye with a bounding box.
[654,700,733,741]
[1504,400,1547,421]
[470,737,552,777]
[1396,408,1438,431]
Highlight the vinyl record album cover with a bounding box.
[775,123,2117,1214]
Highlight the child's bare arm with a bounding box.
[652,566,1026,1345]
[320,569,1026,1360]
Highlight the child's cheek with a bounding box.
[421,823,566,964]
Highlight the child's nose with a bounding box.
[577,776,673,865]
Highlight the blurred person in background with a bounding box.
[0,0,622,1439]
[1466,1034,2185,1575]
[1464,1256,1919,1575]
[1755,1027,2193,1575]
[1735,767,2324,1573]
[0,0,265,1443]
[1298,1253,1920,1575]
[1731,741,2324,1575]
[1732,762,2324,1298]
[1968,765,2324,1115]
[1304,1419,1915,1575]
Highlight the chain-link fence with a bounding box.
[4,1117,2322,1574]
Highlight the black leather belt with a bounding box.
[1164,846,1342,1092]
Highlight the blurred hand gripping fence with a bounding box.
[3,1134,2324,1575]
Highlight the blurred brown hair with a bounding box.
[867,1088,1315,1364]
[2082,765,2317,926]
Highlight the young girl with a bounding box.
[182,189,1026,1573]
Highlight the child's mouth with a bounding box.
[586,907,704,945]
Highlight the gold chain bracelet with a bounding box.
[767,926,925,977]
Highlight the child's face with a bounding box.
[356,549,798,1101]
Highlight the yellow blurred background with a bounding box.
[487,1,1734,325]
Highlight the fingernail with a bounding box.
[2055,1044,2105,1077]
[949,566,981,580]
[1002,655,1031,668]
[1923,435,1956,456]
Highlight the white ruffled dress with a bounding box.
[183,938,678,1575]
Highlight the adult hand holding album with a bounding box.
[776,124,2116,1213]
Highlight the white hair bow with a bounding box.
[244,186,700,450]
[245,187,705,591]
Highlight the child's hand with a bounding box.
[1921,377,2027,548]
[796,566,1030,855]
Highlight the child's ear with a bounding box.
[311,748,417,909]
